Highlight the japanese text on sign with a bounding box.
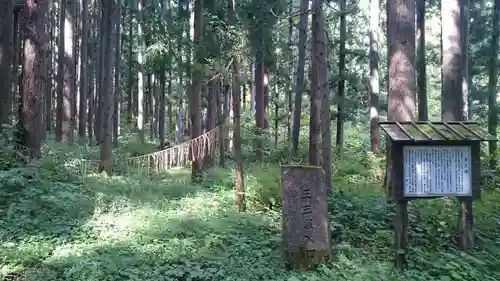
[403,146,472,197]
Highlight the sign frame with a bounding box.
[390,140,481,201]
[402,145,472,198]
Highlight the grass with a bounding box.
[1,132,500,281]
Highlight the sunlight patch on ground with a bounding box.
[85,210,144,240]
[79,186,237,250]
[47,242,113,262]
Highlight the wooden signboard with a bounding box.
[379,121,496,269]
[403,146,472,197]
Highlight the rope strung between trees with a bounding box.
[74,126,223,179]
[13,125,227,180]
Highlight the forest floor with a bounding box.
[1,136,500,281]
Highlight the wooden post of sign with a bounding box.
[457,142,480,251]
[394,201,408,269]
[458,198,474,250]
[391,143,408,269]
[281,165,331,271]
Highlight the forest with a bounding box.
[1,0,500,280]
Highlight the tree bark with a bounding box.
[20,0,50,158]
[45,6,54,133]
[158,72,166,149]
[136,0,145,142]
[127,0,134,124]
[416,0,427,121]
[387,0,416,268]
[308,0,325,167]
[204,79,217,166]
[0,0,14,128]
[190,0,204,182]
[79,0,89,140]
[441,0,463,121]
[113,1,121,148]
[228,0,245,211]
[56,0,73,143]
[98,0,116,173]
[335,0,346,150]
[291,0,309,155]
[369,0,380,154]
[487,0,499,170]
[254,46,265,160]
[461,0,469,120]
[286,0,293,143]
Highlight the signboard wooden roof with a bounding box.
[14,0,23,9]
[379,121,497,142]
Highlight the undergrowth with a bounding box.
[1,126,500,281]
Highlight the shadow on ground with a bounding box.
[3,155,500,281]
[0,165,291,281]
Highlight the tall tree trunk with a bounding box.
[167,71,173,134]
[242,83,246,110]
[251,62,255,112]
[87,0,97,144]
[95,1,105,143]
[79,0,89,140]
[158,72,166,149]
[45,6,54,132]
[442,0,474,253]
[291,0,309,155]
[145,74,151,128]
[67,0,76,143]
[441,1,464,121]
[467,5,475,119]
[150,74,157,139]
[254,46,264,160]
[99,0,116,173]
[71,0,78,136]
[231,59,245,211]
[387,0,416,268]
[20,0,49,157]
[369,0,380,154]
[461,0,469,120]
[0,0,14,128]
[274,75,279,148]
[488,0,499,170]
[416,0,427,121]
[218,84,229,167]
[56,1,70,141]
[228,0,245,211]
[113,1,121,148]
[191,0,203,182]
[127,0,134,124]
[17,14,24,101]
[335,0,346,150]
[136,0,145,142]
[177,95,183,140]
[203,0,217,166]
[286,0,293,143]
[56,0,74,143]
[263,69,269,131]
[309,0,325,166]
[318,0,332,192]
[13,10,20,109]
[204,79,217,166]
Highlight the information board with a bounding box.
[403,146,472,197]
